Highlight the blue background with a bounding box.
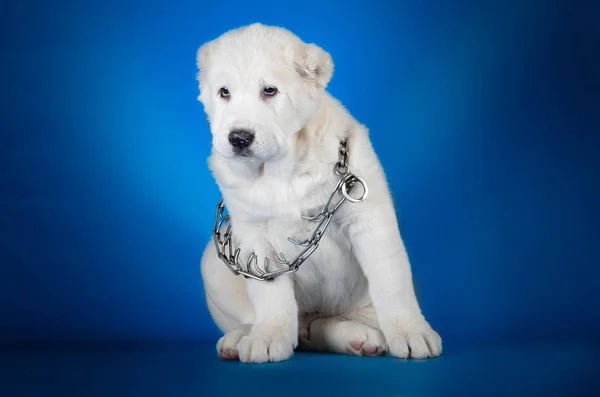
[1,0,599,349]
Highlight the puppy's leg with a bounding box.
[201,241,256,360]
[299,311,386,356]
[233,223,299,364]
[237,277,298,363]
[345,177,442,359]
[347,204,442,358]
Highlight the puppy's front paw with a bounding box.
[382,318,442,359]
[237,325,297,364]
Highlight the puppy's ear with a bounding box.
[196,41,214,71]
[196,41,214,102]
[294,43,334,89]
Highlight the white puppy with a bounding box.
[197,23,442,363]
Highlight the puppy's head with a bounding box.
[196,23,333,162]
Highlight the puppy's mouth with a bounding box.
[232,147,254,157]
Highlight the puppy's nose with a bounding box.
[228,129,255,150]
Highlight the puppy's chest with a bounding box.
[264,185,344,250]
[229,176,320,221]
[263,177,353,266]
[266,216,368,314]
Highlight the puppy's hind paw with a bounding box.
[216,324,252,360]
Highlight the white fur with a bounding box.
[197,23,442,363]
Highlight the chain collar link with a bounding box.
[212,138,368,281]
[335,138,349,176]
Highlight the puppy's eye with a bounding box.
[263,86,278,96]
[219,87,230,98]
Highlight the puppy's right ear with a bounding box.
[196,41,212,71]
[196,41,213,103]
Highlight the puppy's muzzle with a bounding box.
[228,129,255,151]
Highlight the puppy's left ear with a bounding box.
[294,43,334,89]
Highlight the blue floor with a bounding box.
[1,340,599,396]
